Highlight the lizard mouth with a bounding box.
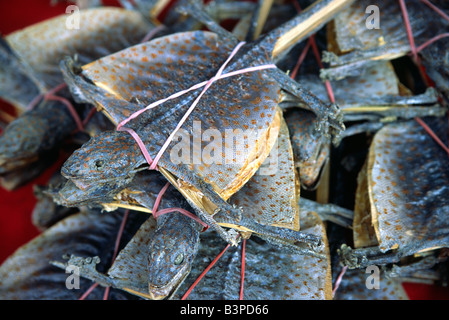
[72,178,97,191]
[147,264,191,300]
[147,287,170,300]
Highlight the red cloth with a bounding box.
[0,0,121,263]
[0,0,448,300]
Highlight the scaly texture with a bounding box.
[367,117,449,254]
[0,208,146,300]
[6,7,153,90]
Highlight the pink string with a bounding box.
[151,182,209,230]
[25,82,87,132]
[117,41,276,170]
[416,33,449,52]
[140,25,167,43]
[332,265,347,297]
[239,238,246,300]
[151,182,171,213]
[399,0,419,63]
[26,83,68,110]
[45,94,84,132]
[420,0,449,23]
[25,93,44,110]
[78,210,130,300]
[181,241,233,300]
[153,207,209,231]
[78,282,99,300]
[309,34,336,104]
[104,209,130,300]
[399,0,449,155]
[115,42,276,238]
[415,117,449,157]
[82,106,97,126]
[119,127,155,166]
[290,41,311,80]
[292,1,336,104]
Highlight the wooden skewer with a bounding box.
[101,202,152,214]
[150,0,171,19]
[272,0,355,59]
[249,0,275,40]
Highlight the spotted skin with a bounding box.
[61,130,143,184]
[329,0,440,61]
[333,268,408,300]
[60,1,347,245]
[63,30,282,202]
[299,141,330,190]
[54,158,174,210]
[53,175,203,300]
[0,7,150,176]
[367,117,449,255]
[173,205,332,300]
[0,208,145,300]
[333,0,425,53]
[60,107,322,249]
[0,37,41,111]
[324,0,449,79]
[120,183,204,300]
[294,62,442,122]
[5,7,153,90]
[105,209,202,300]
[55,165,166,210]
[420,37,449,102]
[228,115,300,231]
[146,212,201,299]
[302,61,400,106]
[339,116,449,268]
[61,197,332,300]
[76,211,201,300]
[52,178,128,208]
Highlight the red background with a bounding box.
[0,0,448,300]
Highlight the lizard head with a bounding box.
[147,212,201,300]
[61,130,145,187]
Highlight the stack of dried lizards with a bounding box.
[0,0,448,300]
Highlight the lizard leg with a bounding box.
[272,67,345,143]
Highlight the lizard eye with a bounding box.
[94,159,105,170]
[174,253,184,265]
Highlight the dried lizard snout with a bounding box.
[61,130,144,182]
[147,212,201,299]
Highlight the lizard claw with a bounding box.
[314,103,345,145]
[337,244,368,269]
